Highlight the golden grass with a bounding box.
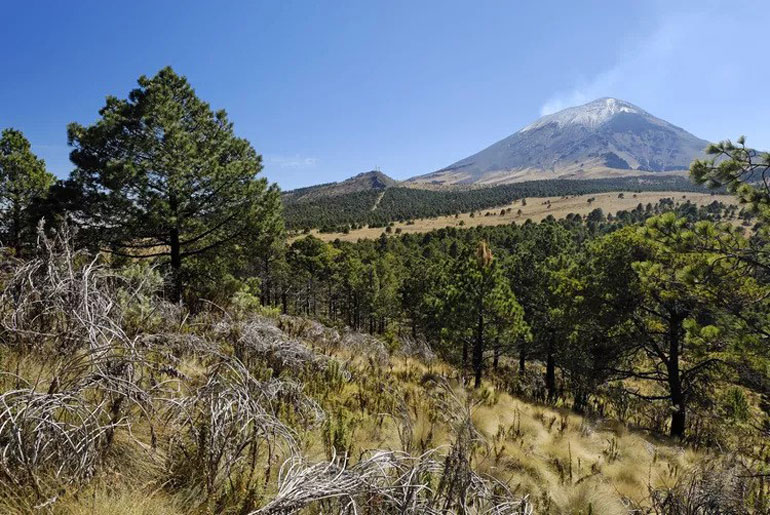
[55,489,183,515]
[461,388,705,512]
[0,339,727,514]
[303,191,737,242]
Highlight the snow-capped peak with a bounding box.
[520,97,644,132]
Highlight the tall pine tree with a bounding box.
[66,67,280,300]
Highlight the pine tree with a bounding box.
[444,240,528,387]
[0,128,54,255]
[66,67,279,300]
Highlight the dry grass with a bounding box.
[462,388,707,511]
[0,330,749,514]
[306,191,737,242]
[1,228,763,513]
[55,489,183,515]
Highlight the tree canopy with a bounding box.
[66,67,280,300]
[0,128,54,254]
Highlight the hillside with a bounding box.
[3,208,767,514]
[283,170,398,203]
[283,175,712,231]
[303,191,737,242]
[0,313,724,515]
[408,98,710,185]
[0,233,756,514]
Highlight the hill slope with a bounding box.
[409,98,710,185]
[283,170,398,203]
[305,191,736,242]
[283,175,711,231]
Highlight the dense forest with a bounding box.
[271,199,764,430]
[2,68,770,514]
[283,176,712,232]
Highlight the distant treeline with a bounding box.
[283,175,712,231]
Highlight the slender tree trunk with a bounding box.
[11,203,22,256]
[473,311,484,388]
[573,389,587,413]
[311,279,316,315]
[169,227,183,302]
[545,338,556,402]
[519,344,526,374]
[346,286,352,327]
[461,340,469,380]
[260,255,270,305]
[667,314,686,438]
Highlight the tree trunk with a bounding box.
[11,204,21,256]
[667,314,686,438]
[461,340,469,380]
[519,343,526,374]
[169,227,183,302]
[473,311,484,388]
[260,255,270,305]
[670,398,686,438]
[311,279,316,315]
[573,389,587,413]
[545,343,556,402]
[346,286,352,327]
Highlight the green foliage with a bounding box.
[691,136,770,224]
[229,277,264,315]
[114,260,165,334]
[434,240,528,385]
[323,408,357,459]
[0,128,54,253]
[273,198,758,405]
[66,67,281,300]
[721,387,750,423]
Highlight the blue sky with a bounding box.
[1,1,768,190]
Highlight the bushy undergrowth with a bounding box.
[0,229,767,514]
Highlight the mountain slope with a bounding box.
[408,98,710,185]
[283,170,398,203]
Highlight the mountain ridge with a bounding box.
[283,170,399,203]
